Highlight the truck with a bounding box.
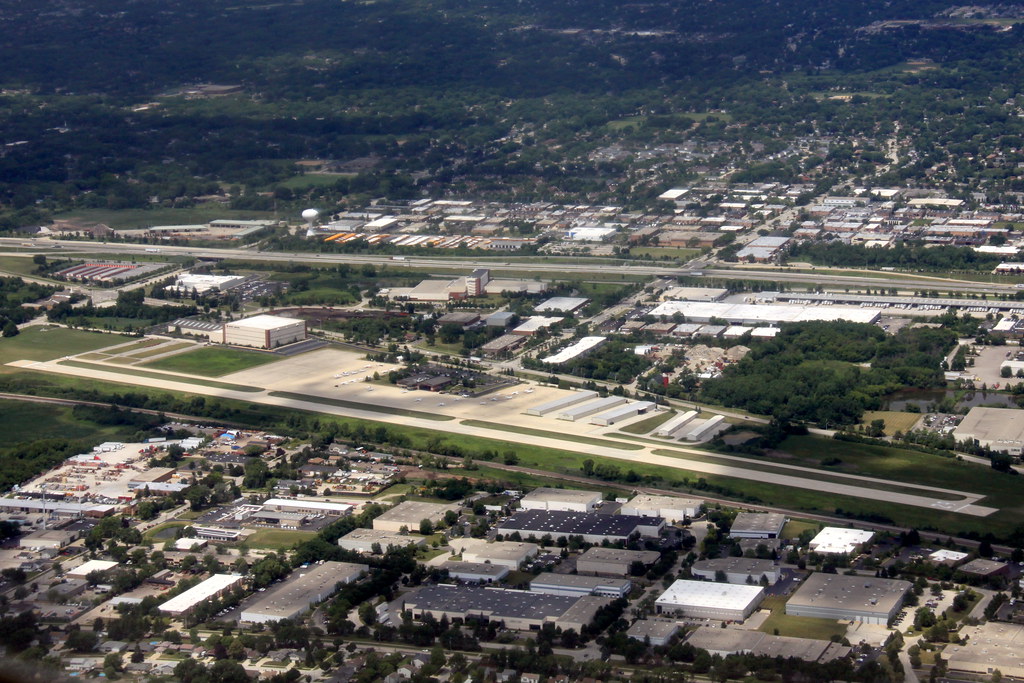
[144,247,162,253]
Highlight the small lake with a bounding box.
[884,389,1018,412]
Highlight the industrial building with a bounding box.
[620,495,704,522]
[499,510,665,544]
[576,547,661,576]
[519,488,602,513]
[785,573,910,625]
[67,559,119,579]
[690,558,780,585]
[528,574,632,598]
[729,512,787,539]
[261,498,354,517]
[441,561,509,584]
[397,584,608,633]
[626,620,680,646]
[808,527,874,555]
[158,574,245,617]
[454,539,540,570]
[953,407,1024,455]
[526,391,598,416]
[337,528,426,553]
[541,336,606,365]
[222,314,306,349]
[372,501,460,533]
[655,580,764,621]
[685,627,851,663]
[957,558,1012,580]
[18,529,77,550]
[239,562,367,623]
[655,410,699,438]
[590,401,656,426]
[945,622,1024,680]
[171,274,247,295]
[929,549,969,565]
[557,396,628,422]
[0,498,115,518]
[534,297,590,314]
[647,300,881,326]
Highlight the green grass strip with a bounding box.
[461,419,644,451]
[58,360,263,393]
[269,390,454,421]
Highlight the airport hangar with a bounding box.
[222,314,307,349]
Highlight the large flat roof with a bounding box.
[808,527,874,554]
[647,301,881,325]
[402,584,601,621]
[68,559,119,577]
[159,574,244,614]
[263,498,354,514]
[374,500,458,525]
[731,512,787,535]
[656,580,764,611]
[541,336,606,364]
[787,573,910,615]
[499,510,663,538]
[577,547,661,565]
[240,562,366,620]
[692,558,777,575]
[624,494,704,512]
[953,407,1024,448]
[225,314,302,331]
[686,626,851,662]
[454,539,540,562]
[520,488,602,506]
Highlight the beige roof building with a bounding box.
[372,500,460,533]
[946,622,1024,680]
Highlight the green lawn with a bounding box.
[618,410,676,435]
[0,255,46,277]
[0,399,127,443]
[859,411,922,435]
[58,360,262,392]
[781,519,821,539]
[460,420,645,450]
[126,341,195,359]
[0,326,131,366]
[246,528,316,549]
[144,346,280,377]
[629,247,702,260]
[759,596,847,640]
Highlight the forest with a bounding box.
[699,322,956,426]
[786,241,1006,272]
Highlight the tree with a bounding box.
[358,601,377,626]
[65,628,99,652]
[419,519,434,535]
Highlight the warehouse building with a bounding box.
[398,584,608,633]
[67,559,119,579]
[691,558,780,585]
[529,573,631,598]
[222,314,306,349]
[945,622,1024,680]
[240,562,366,624]
[957,558,1012,580]
[626,620,680,647]
[526,390,598,416]
[499,510,665,544]
[590,401,656,426]
[620,495,704,522]
[730,512,787,539]
[557,396,628,422]
[171,274,247,296]
[576,547,661,576]
[786,573,910,625]
[685,627,851,663]
[338,528,426,553]
[541,336,606,365]
[647,301,881,326]
[519,488,602,513]
[372,501,460,533]
[656,410,699,438]
[158,574,245,617]
[535,297,590,314]
[261,498,353,517]
[808,527,874,555]
[453,539,540,570]
[656,580,764,621]
[441,561,509,584]
[19,529,78,550]
[953,407,1024,455]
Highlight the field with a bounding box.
[758,596,847,640]
[59,360,262,392]
[0,399,127,443]
[629,247,702,260]
[618,410,676,435]
[52,207,277,230]
[859,411,921,435]
[245,528,316,549]
[144,346,280,377]
[0,326,131,366]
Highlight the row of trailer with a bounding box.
[323,232,522,250]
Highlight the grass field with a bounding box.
[245,528,316,549]
[53,207,278,230]
[629,247,701,260]
[460,420,645,450]
[0,326,131,366]
[758,596,847,640]
[781,519,821,539]
[104,339,162,354]
[619,410,676,435]
[58,360,263,392]
[859,411,922,435]
[144,347,279,377]
[126,342,195,359]
[0,399,127,443]
[0,255,46,277]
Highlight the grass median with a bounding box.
[269,390,454,421]
[58,360,263,392]
[461,419,644,450]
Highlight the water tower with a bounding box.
[302,208,320,237]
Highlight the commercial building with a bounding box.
[557,396,628,422]
[466,269,490,297]
[946,622,1024,680]
[222,314,306,349]
[525,391,598,416]
[171,274,247,295]
[626,620,680,646]
[576,548,661,576]
[338,528,426,554]
[262,498,354,517]
[729,512,787,539]
[647,301,881,326]
[953,407,1024,455]
[239,562,367,623]
[529,574,632,598]
[691,558,780,585]
[0,498,115,518]
[655,580,764,621]
[18,529,77,550]
[192,526,241,542]
[398,584,608,633]
[158,574,245,617]
[499,510,665,544]
[785,573,911,625]
[541,336,606,365]
[685,627,851,663]
[620,495,704,522]
[511,316,561,336]
[67,559,119,579]
[590,401,656,426]
[372,501,460,533]
[535,297,590,314]
[441,561,510,584]
[957,558,1012,580]
[929,549,969,565]
[454,539,540,570]
[519,488,602,513]
[808,527,875,555]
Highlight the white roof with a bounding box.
[159,574,244,614]
[930,549,969,563]
[264,498,354,514]
[994,318,1017,332]
[68,559,119,577]
[566,226,616,241]
[656,580,764,611]
[648,300,881,325]
[513,317,561,334]
[808,527,875,554]
[658,188,689,200]
[541,337,606,364]
[226,314,302,331]
[535,297,589,313]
